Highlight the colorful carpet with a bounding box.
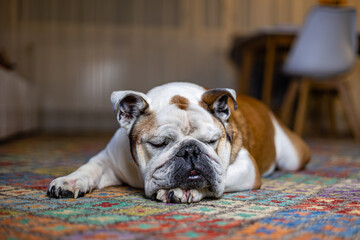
[0,135,359,240]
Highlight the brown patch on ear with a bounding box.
[170,95,189,110]
[129,110,156,165]
[201,89,238,110]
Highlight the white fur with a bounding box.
[103,128,144,187]
[225,148,257,192]
[146,82,205,112]
[271,114,300,171]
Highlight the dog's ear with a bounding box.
[111,91,150,132]
[201,88,238,122]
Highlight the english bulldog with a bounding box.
[47,82,310,203]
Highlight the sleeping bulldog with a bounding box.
[47,82,310,203]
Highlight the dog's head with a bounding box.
[111,83,237,199]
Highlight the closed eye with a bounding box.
[205,139,219,146]
[147,141,168,149]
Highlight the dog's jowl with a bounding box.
[47,82,310,203]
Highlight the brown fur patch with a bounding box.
[228,95,276,175]
[170,95,189,110]
[129,110,156,164]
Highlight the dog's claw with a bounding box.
[55,187,61,198]
[74,189,80,199]
[50,186,56,197]
[168,191,174,203]
[151,193,157,201]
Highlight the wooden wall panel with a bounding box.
[0,0,359,131]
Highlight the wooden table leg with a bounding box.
[262,37,276,106]
[238,50,254,95]
[280,79,299,126]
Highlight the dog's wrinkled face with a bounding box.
[132,101,230,198]
[111,83,237,199]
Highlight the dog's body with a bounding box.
[47,82,310,203]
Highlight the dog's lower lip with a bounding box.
[188,169,202,180]
[187,170,205,181]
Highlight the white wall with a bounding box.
[1,0,360,132]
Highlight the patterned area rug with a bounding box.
[0,134,359,240]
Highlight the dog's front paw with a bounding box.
[47,175,91,199]
[153,188,207,203]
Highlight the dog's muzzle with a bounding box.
[145,140,224,198]
[170,142,213,190]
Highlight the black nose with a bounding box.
[176,143,201,158]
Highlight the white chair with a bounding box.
[280,6,360,140]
